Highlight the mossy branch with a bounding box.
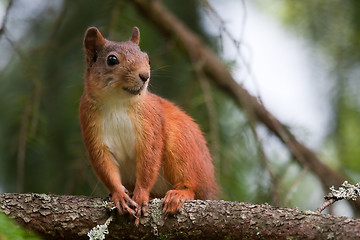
[1,193,360,240]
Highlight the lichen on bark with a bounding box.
[1,193,360,239]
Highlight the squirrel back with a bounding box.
[79,27,218,220]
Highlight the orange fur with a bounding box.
[79,27,218,220]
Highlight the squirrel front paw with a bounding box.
[162,189,195,214]
[111,190,137,217]
[132,188,150,225]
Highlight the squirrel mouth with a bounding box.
[122,86,144,95]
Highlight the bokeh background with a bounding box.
[1,0,360,220]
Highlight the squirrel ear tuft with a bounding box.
[84,27,106,64]
[130,27,140,45]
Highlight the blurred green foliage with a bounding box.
[0,212,40,240]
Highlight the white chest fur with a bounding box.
[101,99,136,185]
[100,94,171,195]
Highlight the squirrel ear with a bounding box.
[130,27,140,45]
[84,27,106,64]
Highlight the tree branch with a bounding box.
[1,193,360,240]
[127,0,360,210]
[0,0,13,36]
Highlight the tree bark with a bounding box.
[127,0,360,210]
[1,193,360,240]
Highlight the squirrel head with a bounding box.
[83,27,150,99]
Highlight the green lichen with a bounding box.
[137,199,165,236]
[146,198,164,230]
[87,224,109,240]
[37,194,51,201]
[24,195,33,203]
[304,210,316,215]
[66,212,79,221]
[150,199,163,224]
[327,233,334,239]
[326,181,360,201]
[87,216,113,240]
[93,199,110,209]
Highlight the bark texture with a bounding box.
[1,193,360,240]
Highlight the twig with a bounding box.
[251,125,280,205]
[199,0,263,103]
[199,0,279,200]
[316,181,360,213]
[198,0,281,203]
[284,166,308,205]
[16,98,31,193]
[10,0,69,191]
[316,198,337,214]
[42,0,69,50]
[192,59,220,166]
[106,0,121,38]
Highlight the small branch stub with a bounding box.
[316,181,360,213]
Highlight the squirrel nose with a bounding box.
[139,72,149,83]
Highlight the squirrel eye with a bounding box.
[107,55,119,66]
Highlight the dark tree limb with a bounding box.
[0,0,13,36]
[1,193,360,240]
[127,0,360,210]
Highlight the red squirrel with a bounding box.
[79,26,218,220]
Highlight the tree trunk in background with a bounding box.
[1,193,360,240]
